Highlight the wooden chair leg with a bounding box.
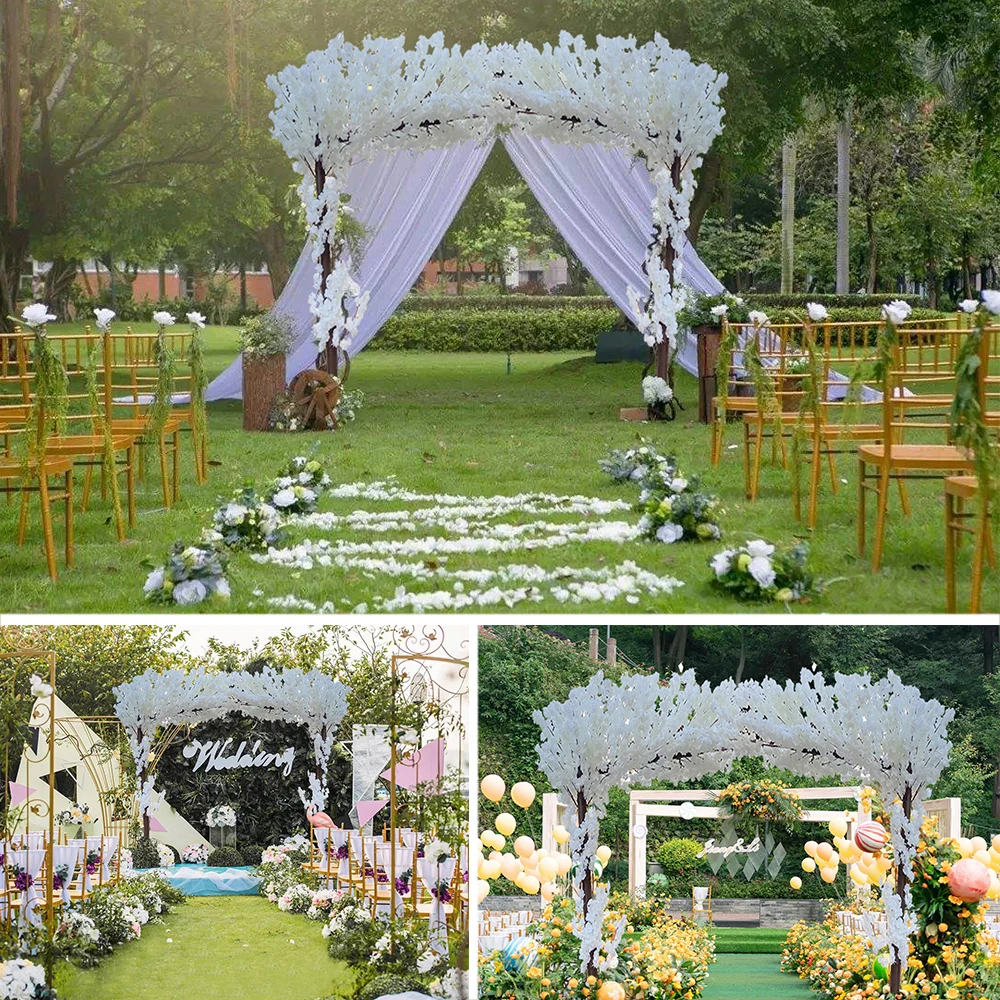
[81,462,93,512]
[711,412,723,465]
[172,430,180,503]
[808,434,822,530]
[158,436,171,508]
[742,421,752,499]
[65,469,74,568]
[38,473,58,581]
[750,419,765,501]
[126,446,136,529]
[871,464,892,572]
[944,491,957,613]
[857,456,867,555]
[970,494,989,613]
[827,449,838,493]
[896,477,911,517]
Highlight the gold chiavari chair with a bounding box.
[944,474,997,613]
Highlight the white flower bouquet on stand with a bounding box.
[641,375,677,421]
[206,805,237,848]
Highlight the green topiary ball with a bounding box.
[356,975,426,1000]
[132,836,161,870]
[241,844,265,866]
[207,846,245,868]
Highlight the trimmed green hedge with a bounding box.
[749,292,927,308]
[398,294,619,312]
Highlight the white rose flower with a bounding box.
[748,556,776,590]
[143,567,165,594]
[186,311,207,329]
[173,579,208,605]
[93,308,116,330]
[655,522,685,544]
[748,310,770,327]
[745,539,775,558]
[981,289,1000,316]
[271,488,296,508]
[711,550,733,578]
[30,674,53,699]
[152,310,176,327]
[208,577,231,599]
[223,503,248,525]
[669,477,688,494]
[806,302,828,322]
[277,476,292,488]
[957,299,979,314]
[710,303,728,319]
[21,303,57,328]
[881,300,912,326]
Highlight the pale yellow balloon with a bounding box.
[801,858,817,873]
[495,813,516,837]
[832,837,846,852]
[538,857,559,882]
[974,849,993,868]
[596,845,612,865]
[481,859,502,880]
[850,867,869,886]
[956,838,974,859]
[540,881,556,901]
[488,850,502,862]
[988,848,1000,871]
[789,877,802,890]
[988,873,1000,900]
[520,874,540,895]
[829,816,849,839]
[815,842,835,863]
[876,855,894,873]
[500,855,523,881]
[511,782,537,810]
[556,854,573,877]
[479,830,494,847]
[553,825,570,846]
[514,836,535,859]
[820,867,838,884]
[804,841,819,858]
[481,774,505,803]
[971,836,988,854]
[993,835,1000,854]
[493,835,506,851]
[477,879,490,903]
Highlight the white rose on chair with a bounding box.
[423,839,451,863]
[93,308,116,331]
[20,303,57,328]
[957,299,979,314]
[981,289,1000,316]
[152,311,176,327]
[805,302,828,322]
[881,300,912,326]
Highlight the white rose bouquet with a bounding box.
[709,538,821,603]
[636,469,723,544]
[205,805,237,828]
[143,542,230,606]
[209,486,282,552]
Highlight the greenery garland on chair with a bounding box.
[148,327,176,448]
[714,318,739,421]
[789,329,823,519]
[743,327,782,459]
[22,326,68,466]
[188,321,209,481]
[84,342,124,531]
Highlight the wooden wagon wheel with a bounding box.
[289,369,343,430]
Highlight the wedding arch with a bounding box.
[113,666,348,833]
[533,667,953,993]
[207,32,728,400]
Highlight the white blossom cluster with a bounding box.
[534,667,952,973]
[114,666,348,817]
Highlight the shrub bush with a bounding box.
[654,838,707,877]
[131,837,161,870]
[207,846,245,867]
[398,294,618,312]
[240,844,265,866]
[355,977,427,1000]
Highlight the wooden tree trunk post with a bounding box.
[655,154,683,381]
[314,153,339,378]
[242,352,286,430]
[576,786,596,977]
[889,784,913,995]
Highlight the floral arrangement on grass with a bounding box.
[641,375,676,420]
[334,387,365,424]
[53,909,101,965]
[636,472,723,544]
[0,959,55,1000]
[156,843,175,868]
[255,839,318,902]
[322,894,381,964]
[205,805,237,828]
[143,542,230,605]
[716,779,802,831]
[709,539,820,603]
[306,888,343,920]
[268,456,331,515]
[180,844,210,864]
[239,312,295,362]
[599,441,676,485]
[207,487,282,552]
[277,882,316,914]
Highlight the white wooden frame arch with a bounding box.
[114,666,349,833]
[267,32,727,378]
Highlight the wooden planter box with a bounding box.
[695,325,722,424]
[242,352,286,431]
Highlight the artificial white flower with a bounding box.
[709,303,728,319]
[711,550,733,578]
[957,299,979,314]
[143,567,165,594]
[423,839,450,863]
[981,289,1000,316]
[208,577,231,599]
[881,300,912,326]
[655,522,684,544]
[223,504,249,526]
[806,302,828,322]
[21,303,57,328]
[271,487,296,508]
[93,307,116,330]
[748,310,770,327]
[173,579,208,605]
[747,555,776,590]
[30,674,53,699]
[186,311,207,329]
[152,310,176,327]
[745,539,775,559]
[668,477,688,494]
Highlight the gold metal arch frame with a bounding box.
[387,625,469,927]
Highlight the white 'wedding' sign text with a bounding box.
[182,738,296,777]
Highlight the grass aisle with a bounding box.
[704,953,811,1000]
[56,896,349,1000]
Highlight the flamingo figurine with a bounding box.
[306,803,335,829]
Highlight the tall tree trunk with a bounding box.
[735,627,747,683]
[157,262,166,299]
[44,256,78,320]
[257,221,290,300]
[651,626,663,675]
[239,262,247,311]
[780,139,796,294]
[836,111,851,294]
[865,207,879,293]
[667,626,688,671]
[687,150,722,246]
[0,228,29,331]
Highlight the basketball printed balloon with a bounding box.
[854,821,889,853]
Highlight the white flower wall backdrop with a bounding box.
[268,32,726,364]
[114,667,348,821]
[534,668,952,979]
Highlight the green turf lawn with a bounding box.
[2,322,997,612]
[710,927,789,953]
[55,896,350,1000]
[703,953,810,1000]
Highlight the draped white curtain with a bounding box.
[206,136,725,401]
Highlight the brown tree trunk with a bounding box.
[0,228,29,332]
[866,210,878,293]
[44,256,78,320]
[258,221,290,299]
[667,625,688,671]
[889,786,913,994]
[687,150,721,246]
[158,262,166,299]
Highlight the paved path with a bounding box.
[703,952,813,1000]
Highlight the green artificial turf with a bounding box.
[703,953,811,1000]
[2,323,997,613]
[711,927,790,953]
[56,896,349,1000]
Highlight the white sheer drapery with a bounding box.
[206,136,726,401]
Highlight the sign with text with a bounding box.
[182,738,296,777]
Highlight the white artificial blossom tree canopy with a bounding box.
[535,668,953,976]
[114,666,349,819]
[268,33,726,359]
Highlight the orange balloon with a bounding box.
[597,983,625,1000]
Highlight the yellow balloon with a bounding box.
[596,845,612,865]
[801,858,817,873]
[804,841,819,858]
[850,868,869,886]
[974,849,992,868]
[538,857,559,882]
[993,834,1000,854]
[493,835,506,851]
[481,774,506,803]
[500,855,523,881]
[520,874,540,895]
[956,838,974,859]
[971,836,988,854]
[540,881,556,901]
[481,860,502,880]
[479,830,493,847]
[789,877,802,890]
[488,850,502,862]
[829,817,849,839]
[477,879,490,903]
[511,782,537,810]
[820,867,838,884]
[553,825,570,846]
[816,842,835,863]
[495,813,516,837]
[514,836,535,859]
[556,854,573,877]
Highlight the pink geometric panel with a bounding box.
[379,737,446,791]
[356,800,388,827]
[8,782,36,807]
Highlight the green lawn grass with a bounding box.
[711,927,789,953]
[56,896,349,1000]
[703,953,810,1000]
[2,323,997,613]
